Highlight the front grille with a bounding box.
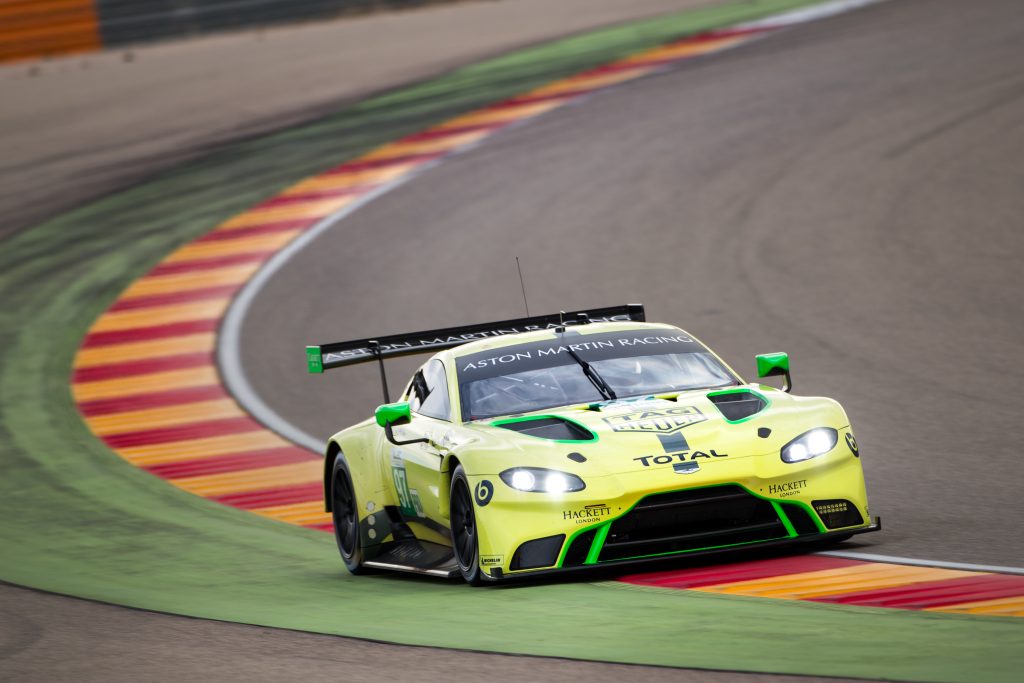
[510,534,565,570]
[598,485,787,562]
[562,528,598,567]
[780,502,821,535]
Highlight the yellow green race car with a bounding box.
[306,305,879,584]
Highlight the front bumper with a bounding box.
[471,440,873,578]
[488,517,881,582]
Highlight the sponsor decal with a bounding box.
[322,315,642,364]
[459,335,696,372]
[658,433,689,452]
[604,406,706,435]
[389,448,426,517]
[633,450,728,468]
[599,398,677,414]
[456,331,709,383]
[480,555,504,567]
[846,432,859,456]
[674,461,700,474]
[410,489,425,518]
[474,480,494,507]
[562,503,612,524]
[767,479,807,498]
[390,449,416,518]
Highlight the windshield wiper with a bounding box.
[565,347,617,401]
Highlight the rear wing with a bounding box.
[305,304,645,400]
[306,304,645,372]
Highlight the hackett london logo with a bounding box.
[603,406,706,434]
[563,504,612,524]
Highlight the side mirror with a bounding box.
[375,401,411,428]
[755,352,792,393]
[374,401,429,446]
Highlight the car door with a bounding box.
[388,359,452,531]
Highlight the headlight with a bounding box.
[780,428,838,463]
[499,467,586,493]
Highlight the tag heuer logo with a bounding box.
[603,406,705,434]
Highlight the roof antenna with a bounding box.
[515,256,531,317]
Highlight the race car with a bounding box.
[306,304,878,584]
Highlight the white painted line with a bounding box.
[217,174,424,454]
[735,0,890,31]
[817,550,1024,575]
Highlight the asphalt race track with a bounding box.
[1,581,865,683]
[4,0,1024,680]
[242,0,1024,568]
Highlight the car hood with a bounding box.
[462,386,849,476]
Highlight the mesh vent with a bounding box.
[813,499,864,530]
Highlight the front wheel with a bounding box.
[450,465,483,585]
[331,456,368,574]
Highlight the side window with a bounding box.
[409,359,451,421]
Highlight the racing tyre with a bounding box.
[331,456,368,574]
[450,465,483,586]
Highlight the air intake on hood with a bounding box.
[493,417,595,441]
[708,390,767,422]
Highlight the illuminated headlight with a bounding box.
[781,428,838,463]
[500,467,586,493]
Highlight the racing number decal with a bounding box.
[391,449,416,517]
[392,465,416,517]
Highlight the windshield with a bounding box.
[456,329,737,420]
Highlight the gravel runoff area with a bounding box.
[0,0,721,240]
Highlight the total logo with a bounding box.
[634,450,728,468]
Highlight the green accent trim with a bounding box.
[572,483,834,564]
[781,499,828,534]
[305,346,323,374]
[375,401,411,428]
[586,523,612,565]
[755,352,790,378]
[705,387,771,424]
[489,414,598,443]
[772,501,798,537]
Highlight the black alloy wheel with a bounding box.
[331,456,366,574]
[450,465,482,585]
